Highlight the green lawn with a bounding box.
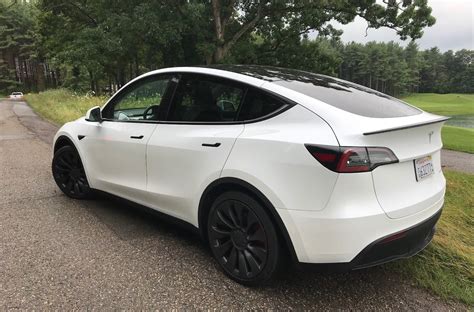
[24,89,106,125]
[402,93,474,116]
[390,171,474,305]
[402,93,474,154]
[441,126,474,154]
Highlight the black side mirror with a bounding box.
[85,106,102,122]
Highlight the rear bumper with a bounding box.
[276,172,445,264]
[350,207,441,269]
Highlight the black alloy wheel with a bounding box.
[52,145,91,199]
[207,191,282,285]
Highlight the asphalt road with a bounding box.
[0,99,468,310]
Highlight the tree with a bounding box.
[209,0,436,63]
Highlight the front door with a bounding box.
[81,74,173,201]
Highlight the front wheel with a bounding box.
[207,191,283,285]
[52,145,92,199]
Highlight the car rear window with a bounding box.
[12,92,22,95]
[273,75,421,118]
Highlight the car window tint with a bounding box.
[238,89,287,121]
[168,77,244,122]
[107,77,170,121]
[273,75,421,118]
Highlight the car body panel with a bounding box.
[146,123,244,225]
[76,120,158,196]
[223,104,339,212]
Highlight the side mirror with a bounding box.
[85,106,102,122]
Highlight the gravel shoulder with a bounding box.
[0,99,468,310]
[441,149,474,174]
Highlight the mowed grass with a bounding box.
[402,93,474,116]
[402,93,474,154]
[390,171,474,305]
[24,89,107,125]
[441,126,474,154]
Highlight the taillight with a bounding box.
[305,145,398,173]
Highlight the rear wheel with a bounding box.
[207,191,283,285]
[52,145,91,199]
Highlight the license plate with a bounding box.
[414,155,434,181]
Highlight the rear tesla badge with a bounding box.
[428,131,434,143]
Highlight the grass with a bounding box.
[402,93,474,154]
[402,93,474,116]
[441,126,474,154]
[24,89,107,125]
[390,171,474,305]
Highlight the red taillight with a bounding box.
[305,145,398,173]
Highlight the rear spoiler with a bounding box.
[363,117,450,136]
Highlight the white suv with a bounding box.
[52,66,447,285]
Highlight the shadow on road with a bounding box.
[84,191,403,293]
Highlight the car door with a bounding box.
[80,74,174,201]
[145,74,245,224]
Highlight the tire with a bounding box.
[207,191,283,285]
[52,145,92,199]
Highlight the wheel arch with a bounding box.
[198,177,298,262]
[54,135,76,154]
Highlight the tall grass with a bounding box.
[24,89,107,125]
[390,171,474,305]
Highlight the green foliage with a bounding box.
[420,49,474,93]
[24,89,106,125]
[390,171,474,305]
[1,0,471,97]
[0,1,37,92]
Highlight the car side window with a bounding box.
[104,76,170,121]
[167,76,245,122]
[238,89,288,121]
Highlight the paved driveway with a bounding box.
[0,99,466,310]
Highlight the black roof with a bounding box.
[210,64,387,97]
[209,64,332,82]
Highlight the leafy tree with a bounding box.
[209,0,436,63]
[1,0,472,96]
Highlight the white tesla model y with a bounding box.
[52,66,447,285]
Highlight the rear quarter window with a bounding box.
[274,77,421,118]
[238,89,288,121]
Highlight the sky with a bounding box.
[328,0,473,51]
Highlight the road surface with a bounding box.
[0,99,467,310]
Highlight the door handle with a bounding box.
[202,142,221,147]
[130,135,144,139]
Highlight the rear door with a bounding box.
[146,74,245,223]
[81,74,172,199]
